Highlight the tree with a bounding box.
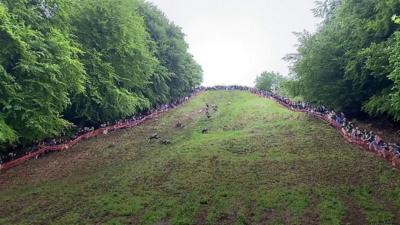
[255,71,284,92]
[383,17,400,120]
[312,0,342,22]
[287,0,400,118]
[64,0,156,124]
[394,15,400,24]
[0,0,203,153]
[0,0,85,144]
[138,2,202,103]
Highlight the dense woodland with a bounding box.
[283,0,400,121]
[0,0,202,151]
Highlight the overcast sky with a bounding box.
[148,0,321,87]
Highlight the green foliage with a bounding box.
[287,0,400,118]
[393,15,400,24]
[312,0,341,22]
[255,71,275,91]
[279,78,302,98]
[138,2,202,102]
[387,31,400,121]
[0,0,85,143]
[0,117,16,145]
[66,0,154,123]
[0,0,202,149]
[254,71,286,92]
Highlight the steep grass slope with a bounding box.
[0,91,400,225]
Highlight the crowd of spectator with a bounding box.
[205,85,252,91]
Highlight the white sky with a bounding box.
[147,0,321,87]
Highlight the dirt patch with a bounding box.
[195,205,209,225]
[154,220,171,225]
[341,196,367,225]
[259,210,278,225]
[300,192,320,225]
[0,118,158,190]
[374,196,400,225]
[216,211,237,225]
[0,139,101,189]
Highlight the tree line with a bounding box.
[0,0,202,150]
[255,0,400,121]
[287,0,400,120]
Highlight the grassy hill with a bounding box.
[1,91,400,225]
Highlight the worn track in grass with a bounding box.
[1,91,400,225]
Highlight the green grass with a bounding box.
[316,189,346,225]
[352,188,394,225]
[1,90,400,225]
